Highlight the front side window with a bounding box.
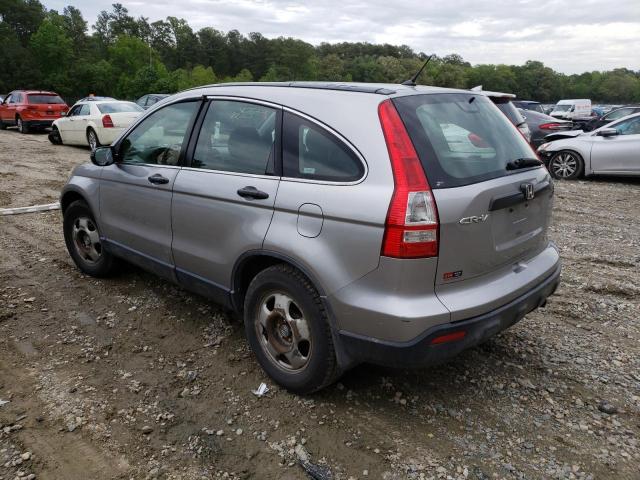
[605,108,632,122]
[192,100,277,175]
[394,93,536,188]
[613,116,640,136]
[67,105,82,116]
[283,112,364,182]
[120,101,199,166]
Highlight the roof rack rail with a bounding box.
[183,82,396,96]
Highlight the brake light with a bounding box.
[539,122,566,130]
[378,99,438,258]
[102,115,114,128]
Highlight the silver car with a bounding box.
[61,82,561,393]
[538,112,640,179]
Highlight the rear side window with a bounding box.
[283,112,364,182]
[97,102,143,114]
[78,104,90,116]
[28,94,65,104]
[192,100,278,175]
[492,98,525,126]
[394,93,535,188]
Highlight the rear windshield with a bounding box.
[97,102,143,114]
[394,93,536,189]
[492,98,525,126]
[28,94,65,104]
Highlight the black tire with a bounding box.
[87,128,100,151]
[548,150,584,180]
[244,264,338,394]
[63,200,117,277]
[48,126,63,145]
[0,120,6,130]
[17,116,29,134]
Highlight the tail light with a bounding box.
[539,122,567,130]
[102,115,114,128]
[378,99,438,258]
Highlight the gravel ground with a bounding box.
[0,128,638,480]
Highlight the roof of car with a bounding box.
[16,90,59,95]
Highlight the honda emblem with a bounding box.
[521,183,535,200]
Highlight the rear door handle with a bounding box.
[148,174,169,185]
[237,186,269,200]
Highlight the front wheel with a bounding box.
[548,151,584,180]
[48,126,63,145]
[87,128,100,151]
[63,200,117,277]
[0,119,6,130]
[244,264,339,394]
[17,116,29,134]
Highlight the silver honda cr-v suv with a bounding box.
[61,82,561,393]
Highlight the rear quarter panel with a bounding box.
[263,95,393,297]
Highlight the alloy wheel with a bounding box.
[551,152,578,178]
[255,292,312,371]
[72,216,102,264]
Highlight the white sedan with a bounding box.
[49,99,143,150]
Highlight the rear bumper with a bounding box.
[336,262,561,368]
[25,119,54,128]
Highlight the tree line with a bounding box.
[1,1,639,104]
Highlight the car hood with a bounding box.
[543,129,585,142]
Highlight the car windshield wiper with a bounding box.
[506,157,543,171]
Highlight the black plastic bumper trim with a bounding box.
[337,263,561,368]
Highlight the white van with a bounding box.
[550,99,591,120]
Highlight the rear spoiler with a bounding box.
[543,130,584,142]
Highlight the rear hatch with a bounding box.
[96,102,143,128]
[27,94,67,117]
[393,93,553,288]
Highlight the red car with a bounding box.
[0,90,68,133]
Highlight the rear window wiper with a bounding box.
[506,157,543,171]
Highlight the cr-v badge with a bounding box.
[459,214,489,224]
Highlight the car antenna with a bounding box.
[401,55,434,86]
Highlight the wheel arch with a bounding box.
[231,250,328,313]
[60,190,88,214]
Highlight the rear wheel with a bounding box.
[244,264,338,394]
[17,116,29,134]
[63,200,117,277]
[87,128,100,151]
[548,150,584,180]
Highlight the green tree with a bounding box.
[29,18,73,93]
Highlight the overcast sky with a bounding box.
[43,0,640,74]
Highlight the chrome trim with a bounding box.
[180,166,279,180]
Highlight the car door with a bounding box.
[71,103,91,144]
[1,93,16,124]
[57,105,80,143]
[99,99,202,280]
[591,116,640,173]
[171,98,281,302]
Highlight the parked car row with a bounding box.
[0,90,170,150]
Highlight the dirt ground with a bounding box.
[0,128,638,480]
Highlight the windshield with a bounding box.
[553,104,572,112]
[394,93,536,188]
[97,102,143,114]
[28,94,65,104]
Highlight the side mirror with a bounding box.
[597,128,618,137]
[90,146,115,166]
